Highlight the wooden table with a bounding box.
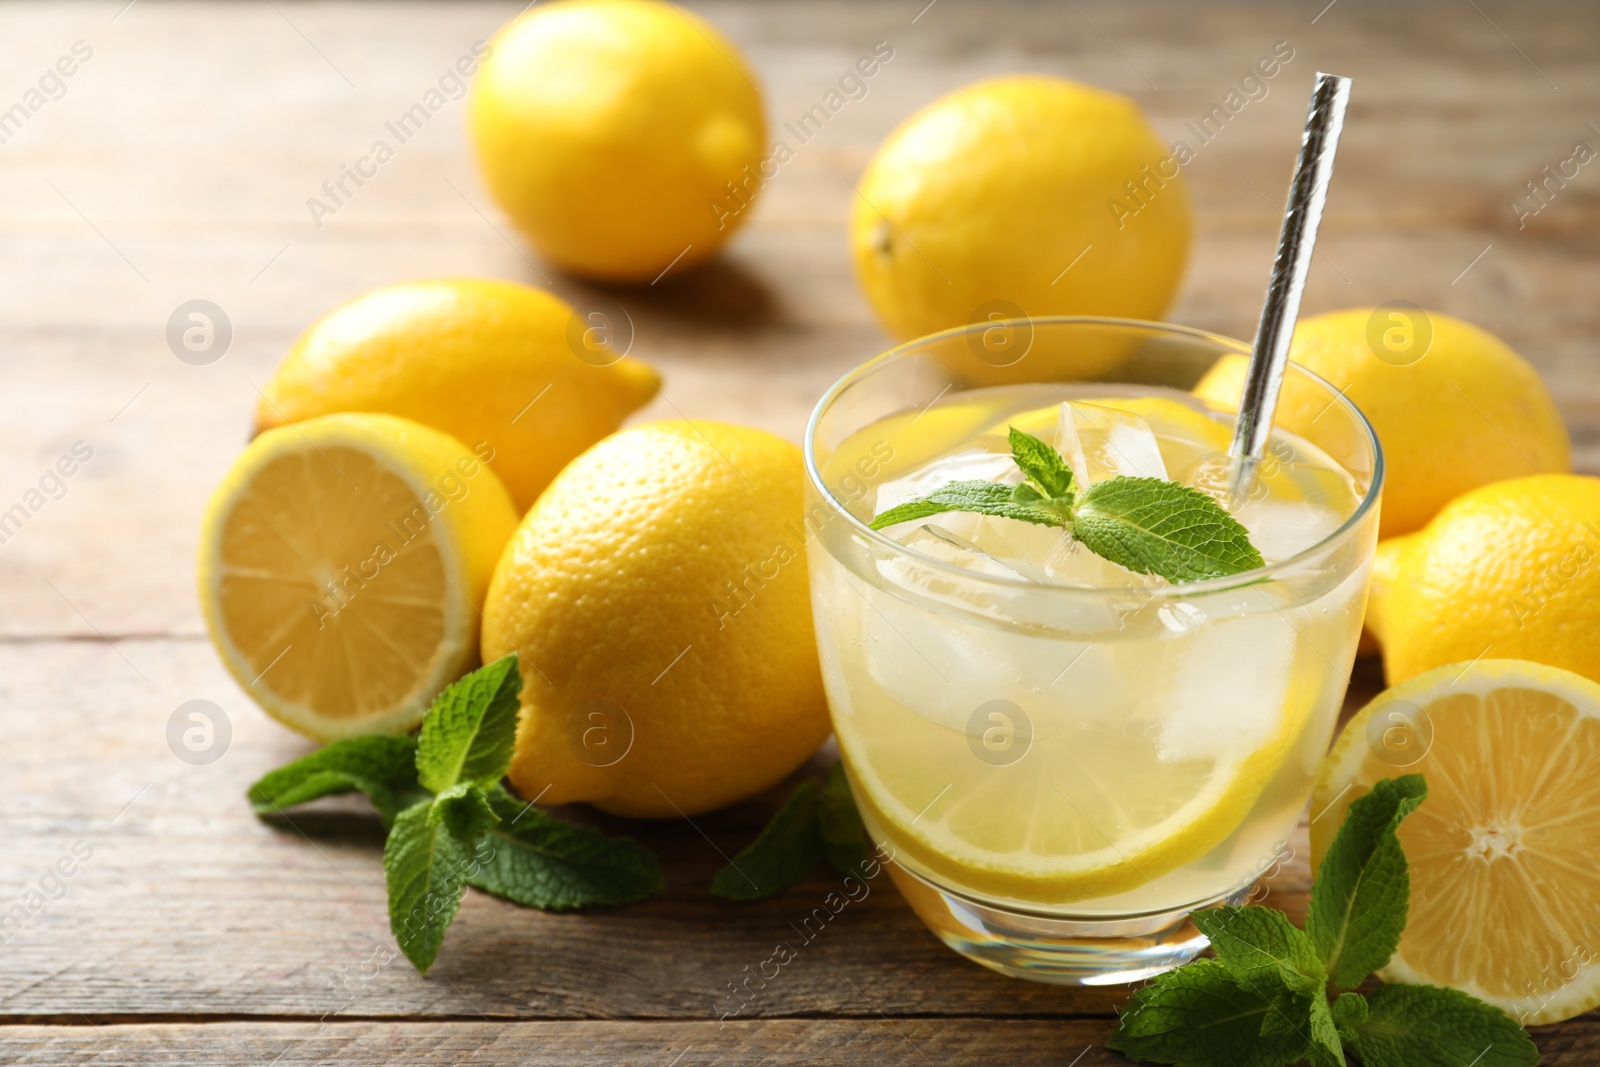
[2,1,1597,1062]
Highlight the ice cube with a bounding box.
[917,511,1156,590]
[1153,611,1298,764]
[897,522,1042,582]
[1231,499,1343,563]
[847,555,1143,732]
[960,517,1065,583]
[1043,535,1153,588]
[873,433,1019,514]
[1056,402,1167,487]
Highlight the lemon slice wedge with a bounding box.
[198,413,518,740]
[1314,659,1600,1025]
[839,640,1320,905]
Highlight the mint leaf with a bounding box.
[865,431,1263,584]
[1193,905,1325,993]
[1008,426,1074,498]
[468,785,662,910]
[1071,476,1265,582]
[1349,984,1538,1067]
[384,799,477,974]
[1306,996,1347,1067]
[868,480,1065,530]
[711,780,824,900]
[1108,959,1313,1067]
[416,654,522,794]
[1193,904,1338,1063]
[429,783,498,841]
[247,735,425,825]
[1330,991,1368,1043]
[1307,775,1428,989]
[817,762,872,879]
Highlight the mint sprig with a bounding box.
[868,426,1264,584]
[384,798,478,973]
[416,653,522,793]
[1348,984,1538,1067]
[1109,775,1539,1067]
[1306,775,1427,990]
[247,734,426,825]
[469,784,662,911]
[246,653,664,974]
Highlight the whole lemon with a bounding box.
[1194,308,1570,539]
[1367,474,1600,687]
[469,0,767,282]
[851,75,1192,342]
[483,421,831,817]
[256,278,660,512]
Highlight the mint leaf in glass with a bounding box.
[468,785,662,911]
[1306,774,1428,990]
[415,653,522,793]
[247,735,425,825]
[867,426,1263,584]
[868,479,1066,530]
[1071,476,1264,582]
[1007,424,1075,498]
[711,780,825,901]
[1348,984,1538,1067]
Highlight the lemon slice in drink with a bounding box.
[839,639,1320,905]
[1313,659,1600,1025]
[198,413,519,740]
[843,707,1306,905]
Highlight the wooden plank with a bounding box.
[0,3,1598,639]
[0,1017,1596,1066]
[0,1020,1137,1067]
[1,0,1598,1057]
[0,637,1354,1020]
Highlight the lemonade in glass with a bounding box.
[804,318,1382,983]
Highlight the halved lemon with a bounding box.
[1313,659,1600,1025]
[198,413,519,740]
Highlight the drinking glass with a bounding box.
[803,317,1382,984]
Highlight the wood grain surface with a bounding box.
[1,1,1596,1063]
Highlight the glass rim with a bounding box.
[802,315,1386,598]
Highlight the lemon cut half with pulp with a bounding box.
[1313,659,1600,1025]
[199,413,519,740]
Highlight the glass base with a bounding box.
[888,863,1254,986]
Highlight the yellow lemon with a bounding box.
[469,0,766,282]
[255,278,660,512]
[1314,660,1600,1024]
[199,414,519,740]
[1356,532,1414,656]
[482,421,831,817]
[1366,474,1600,687]
[851,75,1192,343]
[1193,309,1570,539]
